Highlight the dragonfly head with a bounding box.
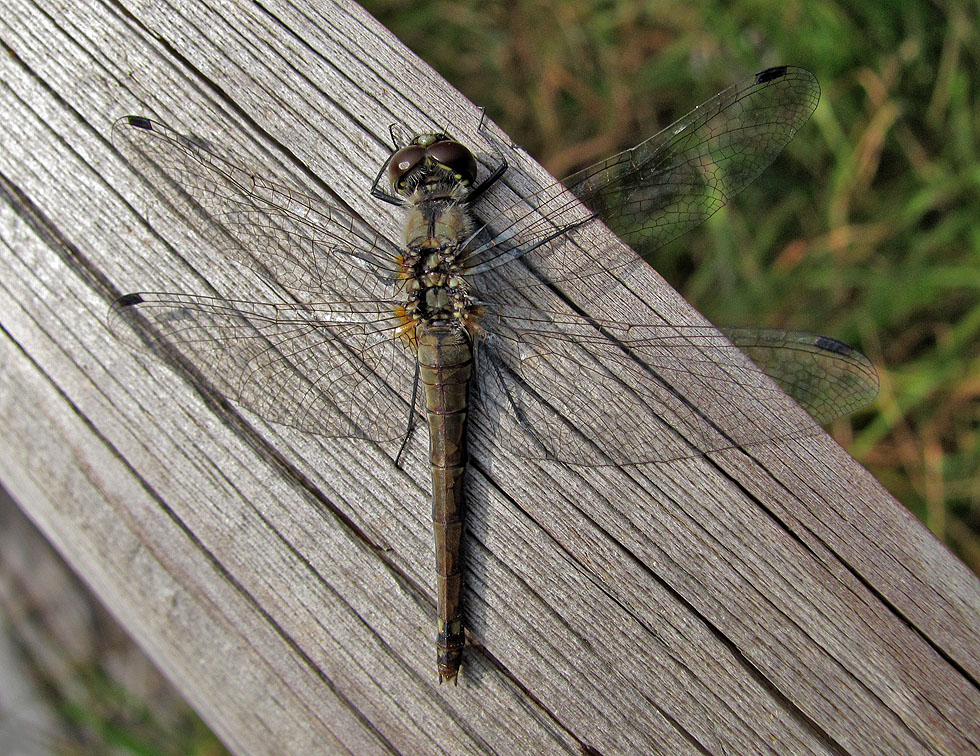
[388,134,478,197]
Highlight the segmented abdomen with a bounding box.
[416,321,472,684]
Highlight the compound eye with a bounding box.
[426,140,478,186]
[388,145,426,190]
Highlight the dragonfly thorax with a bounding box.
[399,247,475,324]
[394,182,482,345]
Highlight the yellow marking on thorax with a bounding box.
[392,304,419,350]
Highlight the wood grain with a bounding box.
[1,0,978,754]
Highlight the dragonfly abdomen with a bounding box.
[417,321,473,684]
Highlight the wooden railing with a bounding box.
[1,0,978,754]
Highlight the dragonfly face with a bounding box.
[108,65,878,685]
[388,133,479,197]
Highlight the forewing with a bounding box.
[563,66,820,259]
[462,67,819,277]
[111,116,402,303]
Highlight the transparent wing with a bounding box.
[450,65,857,464]
[112,116,403,298]
[563,66,820,259]
[109,292,419,442]
[462,66,820,276]
[468,297,877,465]
[720,328,880,425]
[110,116,421,442]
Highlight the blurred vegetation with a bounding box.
[0,491,230,756]
[363,0,980,572]
[14,664,228,756]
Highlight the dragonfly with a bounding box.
[109,66,878,684]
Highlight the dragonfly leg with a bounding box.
[370,154,403,206]
[468,108,510,203]
[393,360,422,469]
[476,105,514,149]
[467,159,507,204]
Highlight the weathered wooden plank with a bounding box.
[0,1,978,755]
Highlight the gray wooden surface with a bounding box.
[1,1,979,754]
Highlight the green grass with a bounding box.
[364,0,980,571]
[1,584,230,756]
[47,665,228,756]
